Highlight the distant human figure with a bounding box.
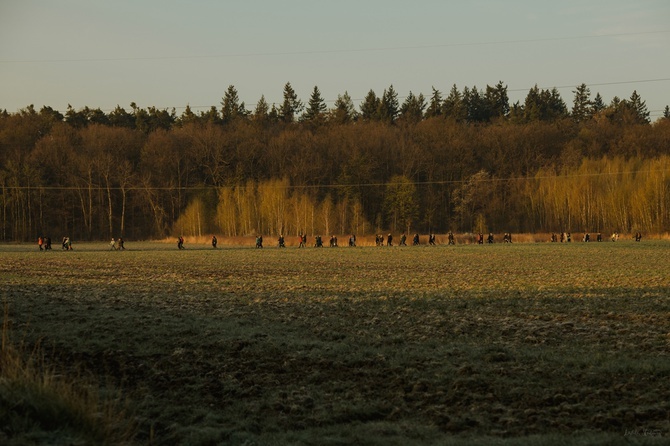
[299,234,306,248]
[583,233,590,242]
[278,234,285,248]
[635,232,642,242]
[597,233,602,242]
[38,236,44,251]
[44,237,52,250]
[62,237,72,251]
[255,235,263,248]
[348,234,356,247]
[567,233,572,243]
[315,235,323,247]
[177,236,185,249]
[503,233,512,243]
[478,233,484,244]
[487,233,494,244]
[611,232,618,242]
[551,233,557,243]
[118,237,125,250]
[329,235,338,247]
[211,235,218,248]
[560,232,565,243]
[387,234,393,246]
[375,234,383,246]
[413,233,420,246]
[429,234,436,245]
[448,232,455,245]
[110,238,117,250]
[399,233,407,246]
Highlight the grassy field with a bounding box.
[1,240,669,445]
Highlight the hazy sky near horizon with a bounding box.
[1,0,669,119]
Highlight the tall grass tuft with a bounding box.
[0,303,136,445]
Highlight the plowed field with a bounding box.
[2,241,669,445]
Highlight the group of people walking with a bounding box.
[202,232,495,249]
[37,230,644,252]
[37,235,129,251]
[476,233,496,244]
[109,237,125,250]
[37,236,52,251]
[548,232,635,243]
[36,236,72,251]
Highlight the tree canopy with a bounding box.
[1,82,668,241]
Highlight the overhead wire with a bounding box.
[5,168,670,192]
[3,29,667,116]
[1,30,668,63]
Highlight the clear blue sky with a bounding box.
[1,0,669,119]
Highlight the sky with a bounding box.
[1,0,669,120]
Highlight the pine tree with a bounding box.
[442,84,466,121]
[484,81,509,120]
[332,91,357,124]
[39,105,64,124]
[399,92,426,124]
[425,87,442,119]
[302,85,327,122]
[279,82,303,123]
[524,86,567,121]
[108,105,135,128]
[378,85,399,124]
[147,106,175,131]
[628,90,650,124]
[464,86,488,122]
[64,104,88,128]
[664,105,670,119]
[571,83,592,123]
[253,95,269,123]
[88,107,109,126]
[269,103,280,123]
[360,89,380,121]
[591,93,606,115]
[199,106,221,125]
[508,101,524,123]
[546,88,568,120]
[221,85,247,124]
[178,105,198,126]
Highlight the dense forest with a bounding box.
[1,82,670,242]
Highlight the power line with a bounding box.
[2,30,668,63]
[508,77,670,93]
[5,168,670,192]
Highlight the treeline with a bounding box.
[1,82,669,241]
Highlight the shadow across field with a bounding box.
[2,244,670,445]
